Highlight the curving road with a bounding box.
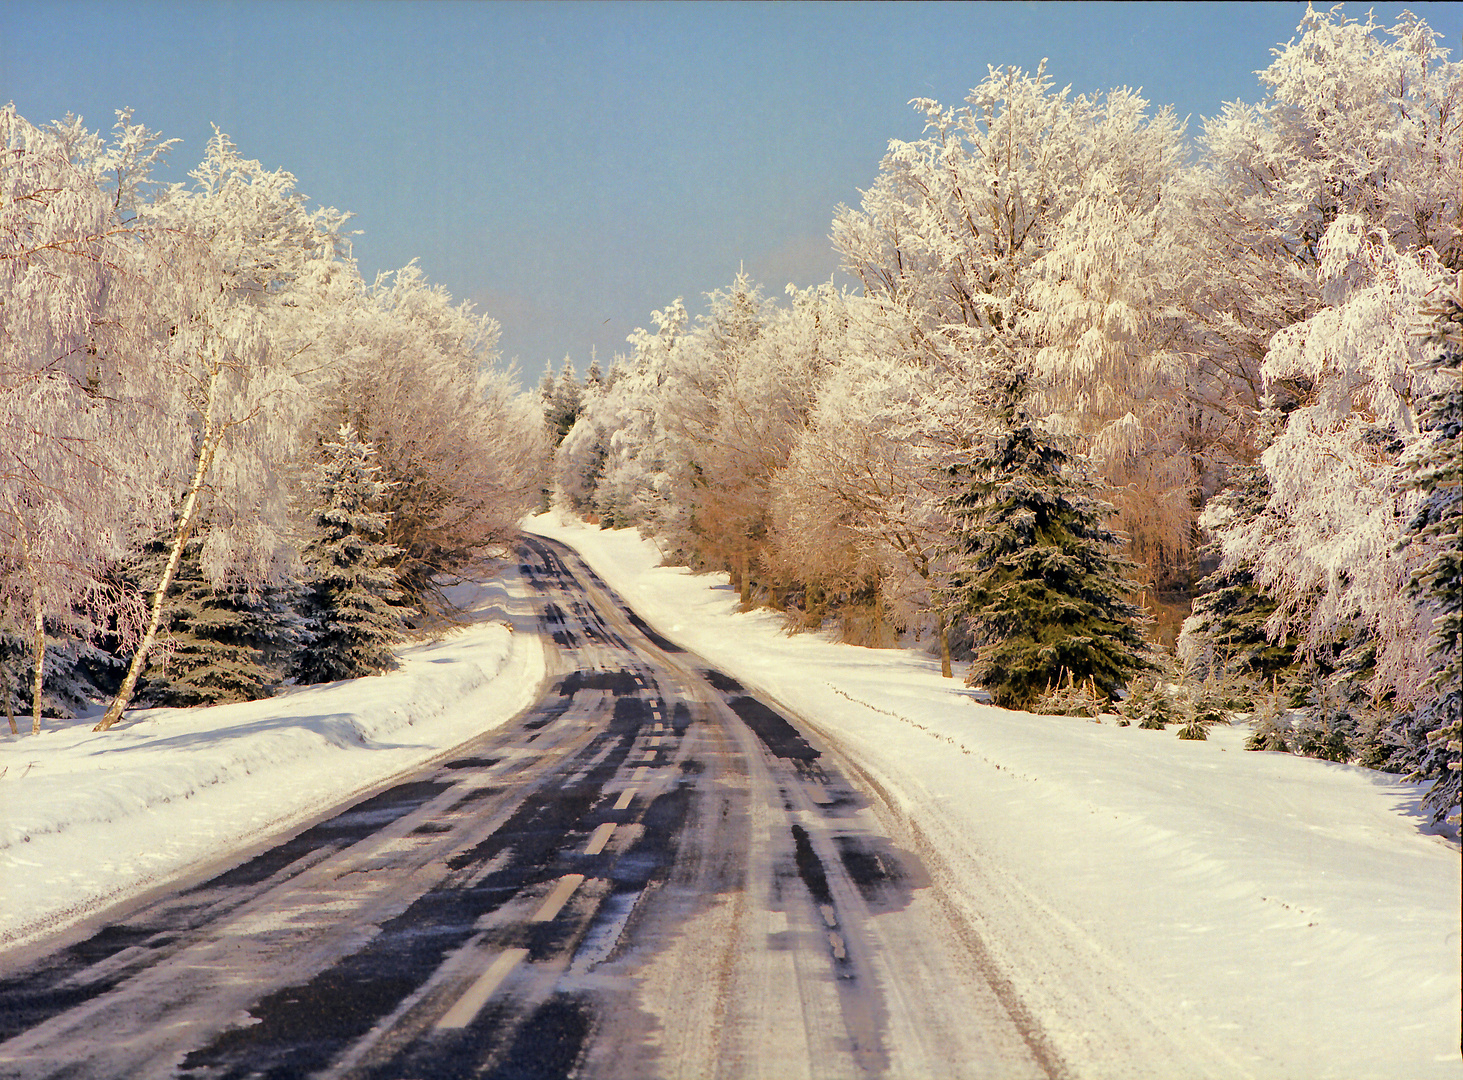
[0,536,1058,1079]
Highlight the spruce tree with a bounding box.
[294,424,409,685]
[542,358,583,447]
[1184,464,1299,682]
[135,536,299,707]
[945,381,1154,710]
[1398,286,1463,823]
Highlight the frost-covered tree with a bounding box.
[294,424,408,684]
[1205,219,1449,729]
[96,128,352,731]
[1027,161,1197,585]
[1179,7,1462,775]
[770,310,956,666]
[2,103,536,730]
[558,277,849,618]
[946,377,1152,709]
[542,356,583,446]
[1180,461,1299,683]
[661,272,775,598]
[831,66,1196,584]
[1398,279,1463,822]
[317,264,547,608]
[1178,5,1462,447]
[0,106,177,731]
[655,273,855,607]
[560,297,690,535]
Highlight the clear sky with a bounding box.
[4,1,1461,378]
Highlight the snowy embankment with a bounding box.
[0,569,545,949]
[527,512,1462,1080]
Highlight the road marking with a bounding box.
[631,767,647,782]
[613,788,636,810]
[647,735,662,747]
[436,947,529,1030]
[584,822,616,855]
[531,873,585,923]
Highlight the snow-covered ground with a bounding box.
[2,519,1458,1079]
[0,571,545,949]
[526,512,1462,1080]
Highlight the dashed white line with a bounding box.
[613,788,636,810]
[436,947,529,1030]
[584,822,616,855]
[531,873,586,923]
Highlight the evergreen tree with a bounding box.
[134,536,299,708]
[1183,464,1300,682]
[0,629,23,733]
[945,380,1154,710]
[542,357,583,447]
[294,424,409,685]
[1397,284,1463,823]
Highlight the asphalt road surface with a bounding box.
[0,536,1059,1079]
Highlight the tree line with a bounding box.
[547,7,1461,822]
[0,108,547,733]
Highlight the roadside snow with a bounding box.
[526,512,1462,1080]
[0,567,545,949]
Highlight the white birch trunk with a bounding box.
[30,602,44,735]
[95,369,221,732]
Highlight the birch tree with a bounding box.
[0,105,174,731]
[96,130,350,731]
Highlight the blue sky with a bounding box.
[5,1,1461,377]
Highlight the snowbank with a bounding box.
[0,568,545,948]
[527,512,1462,1080]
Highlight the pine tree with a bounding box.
[294,424,409,685]
[1397,283,1463,823]
[945,380,1154,710]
